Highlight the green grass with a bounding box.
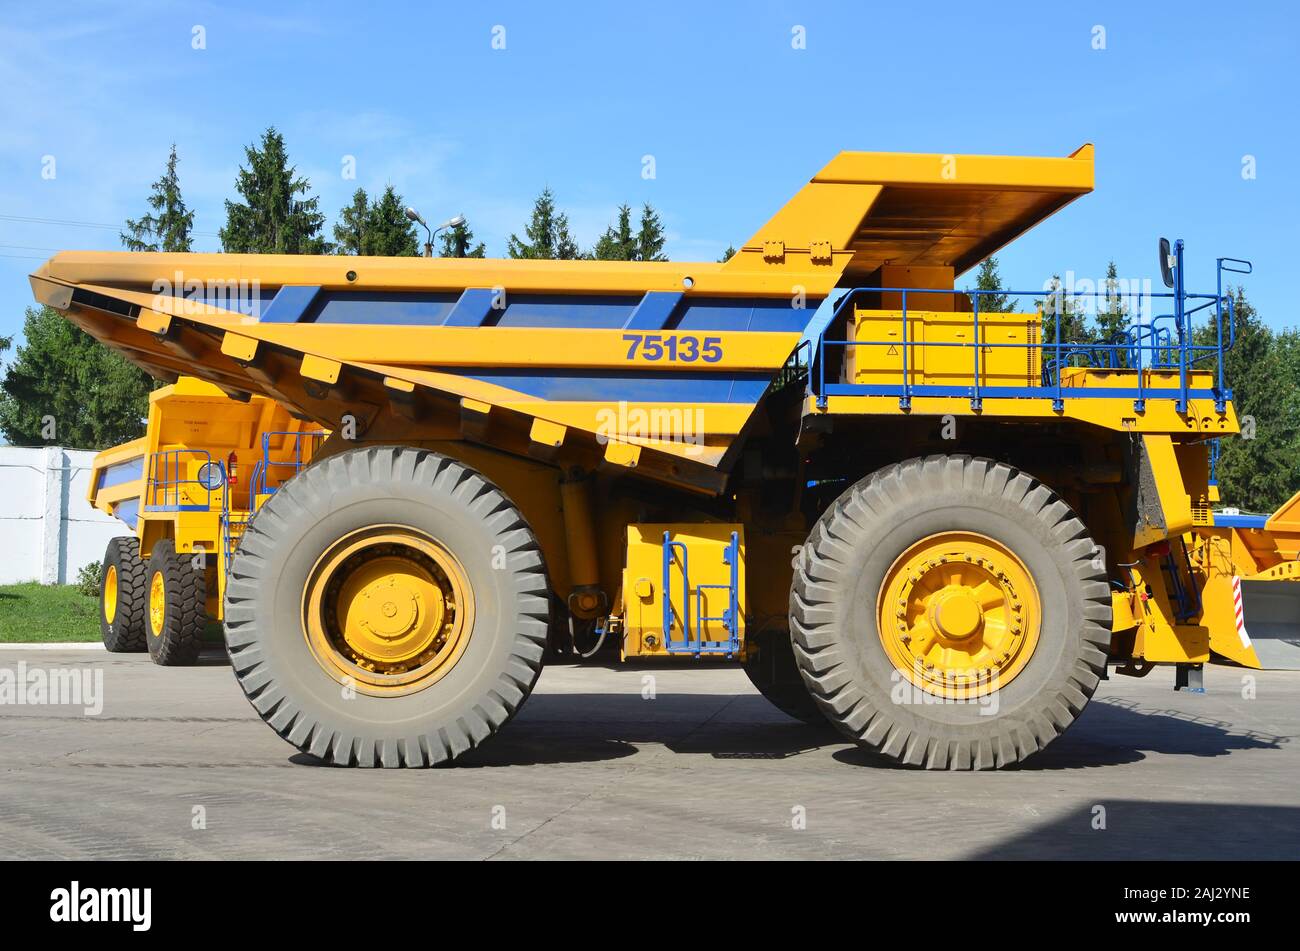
[0,583,102,642]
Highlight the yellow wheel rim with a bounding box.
[877,532,1040,699]
[303,525,474,697]
[104,564,119,624]
[148,570,166,637]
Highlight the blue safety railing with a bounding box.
[660,530,742,657]
[144,449,219,512]
[221,431,324,573]
[221,494,249,576]
[252,430,326,497]
[810,244,1250,416]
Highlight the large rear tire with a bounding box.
[144,539,206,666]
[224,446,549,768]
[790,455,1110,769]
[100,537,147,652]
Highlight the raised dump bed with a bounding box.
[35,145,1300,769]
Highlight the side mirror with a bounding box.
[1158,237,1175,288]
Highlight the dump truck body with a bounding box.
[36,145,1299,768]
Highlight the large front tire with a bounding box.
[790,455,1110,769]
[224,446,549,768]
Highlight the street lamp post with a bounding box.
[405,207,466,258]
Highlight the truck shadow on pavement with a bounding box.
[963,800,1300,860]
[833,695,1289,770]
[290,691,1288,770]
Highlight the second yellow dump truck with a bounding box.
[87,378,323,664]
[34,145,1300,769]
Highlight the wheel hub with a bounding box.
[148,570,165,637]
[104,564,119,624]
[878,532,1040,698]
[303,526,473,697]
[930,589,983,640]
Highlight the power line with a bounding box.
[0,242,64,252]
[0,212,221,238]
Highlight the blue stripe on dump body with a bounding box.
[673,297,816,333]
[444,288,498,326]
[260,285,321,323]
[180,286,277,318]
[485,294,640,328]
[1215,513,1271,529]
[303,291,461,325]
[459,368,774,404]
[240,289,818,332]
[114,497,140,530]
[97,456,143,491]
[624,292,684,330]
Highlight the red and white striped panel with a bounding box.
[1232,575,1252,648]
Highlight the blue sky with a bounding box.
[1,0,1297,347]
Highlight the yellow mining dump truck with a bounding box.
[87,377,324,664]
[32,145,1300,768]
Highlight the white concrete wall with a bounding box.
[0,447,125,585]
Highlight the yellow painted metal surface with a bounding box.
[1119,560,1211,664]
[876,531,1040,698]
[148,570,166,639]
[846,308,1040,389]
[806,387,1239,435]
[620,523,745,658]
[103,565,118,624]
[734,144,1093,283]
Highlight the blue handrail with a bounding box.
[253,430,326,496]
[810,246,1248,415]
[660,530,742,657]
[144,449,218,512]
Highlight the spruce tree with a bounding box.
[1038,275,1090,344]
[0,307,152,447]
[593,203,667,261]
[507,188,582,260]
[970,256,1010,312]
[439,219,486,258]
[636,203,667,262]
[1095,260,1130,341]
[593,205,636,260]
[121,144,194,252]
[333,188,371,255]
[365,186,419,256]
[220,128,330,254]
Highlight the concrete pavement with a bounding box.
[0,649,1296,859]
